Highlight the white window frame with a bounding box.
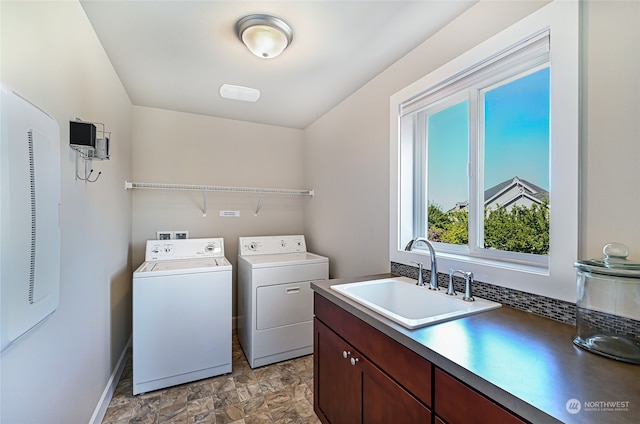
[414,62,551,267]
[390,1,579,302]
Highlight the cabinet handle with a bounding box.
[350,357,359,366]
[342,350,351,359]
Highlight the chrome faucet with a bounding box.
[404,238,438,290]
[448,269,475,302]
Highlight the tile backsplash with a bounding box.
[391,261,577,324]
[392,262,640,351]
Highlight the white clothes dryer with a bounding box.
[133,238,232,395]
[237,235,328,368]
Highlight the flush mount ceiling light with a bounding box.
[235,14,293,59]
[219,84,261,102]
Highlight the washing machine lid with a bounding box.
[134,257,231,276]
[239,252,328,268]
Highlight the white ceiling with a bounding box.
[81,1,475,129]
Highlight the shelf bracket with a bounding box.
[202,190,208,217]
[254,191,263,216]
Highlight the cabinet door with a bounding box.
[314,293,432,406]
[315,319,362,424]
[315,318,432,424]
[435,369,528,424]
[362,360,431,424]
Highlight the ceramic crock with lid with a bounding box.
[573,243,640,364]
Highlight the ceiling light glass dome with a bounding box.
[235,14,293,59]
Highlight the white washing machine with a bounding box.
[237,235,328,368]
[133,238,232,395]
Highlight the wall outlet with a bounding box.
[156,231,189,240]
[157,231,172,240]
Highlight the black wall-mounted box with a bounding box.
[70,121,96,148]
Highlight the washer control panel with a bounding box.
[239,235,307,256]
[145,238,225,261]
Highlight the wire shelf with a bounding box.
[124,181,314,216]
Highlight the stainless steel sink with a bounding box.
[330,277,501,329]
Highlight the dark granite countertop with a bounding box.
[311,274,640,424]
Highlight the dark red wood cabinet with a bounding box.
[315,319,431,424]
[314,293,431,424]
[315,319,363,423]
[434,369,527,424]
[313,293,530,424]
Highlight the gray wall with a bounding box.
[303,1,552,278]
[130,105,307,320]
[304,1,640,285]
[1,2,133,423]
[580,0,640,260]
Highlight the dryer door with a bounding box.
[256,281,313,330]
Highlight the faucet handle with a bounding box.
[463,271,475,302]
[447,269,457,296]
[412,261,424,286]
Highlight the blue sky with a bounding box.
[427,67,550,210]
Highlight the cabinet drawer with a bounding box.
[314,293,432,406]
[435,369,528,424]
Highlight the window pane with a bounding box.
[426,101,469,245]
[482,67,550,255]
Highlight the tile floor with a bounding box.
[101,337,320,424]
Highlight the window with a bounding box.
[390,1,580,301]
[415,58,550,266]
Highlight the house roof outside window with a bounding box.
[449,176,549,212]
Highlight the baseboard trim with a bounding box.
[89,336,131,424]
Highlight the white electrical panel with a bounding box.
[1,85,61,352]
